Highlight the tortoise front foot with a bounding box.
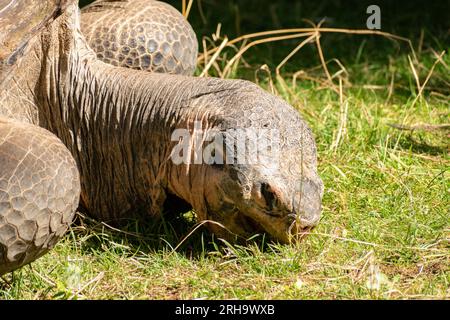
[0,119,80,276]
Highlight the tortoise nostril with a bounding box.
[260,183,276,210]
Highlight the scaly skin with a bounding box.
[0,117,80,275]
[0,0,323,275]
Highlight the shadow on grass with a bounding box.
[396,134,448,156]
[71,204,273,260]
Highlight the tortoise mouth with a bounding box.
[235,204,315,244]
[242,214,313,243]
[239,214,266,235]
[288,224,314,242]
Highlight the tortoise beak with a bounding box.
[291,178,323,230]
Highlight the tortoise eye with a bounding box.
[260,183,277,210]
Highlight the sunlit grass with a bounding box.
[1,0,448,300]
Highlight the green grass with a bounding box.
[1,0,449,300]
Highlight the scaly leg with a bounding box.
[0,118,80,275]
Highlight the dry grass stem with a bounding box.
[388,123,450,132]
[200,37,228,77]
[330,78,348,152]
[198,27,417,63]
[410,51,446,108]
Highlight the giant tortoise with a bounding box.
[0,0,324,275]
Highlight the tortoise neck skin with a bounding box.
[0,3,238,223]
[0,0,70,83]
[0,0,68,122]
[0,2,324,242]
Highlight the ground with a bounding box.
[1,0,448,299]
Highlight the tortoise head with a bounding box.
[194,88,324,244]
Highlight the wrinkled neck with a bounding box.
[0,37,42,123]
[37,43,226,220]
[1,5,244,221]
[0,3,85,123]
